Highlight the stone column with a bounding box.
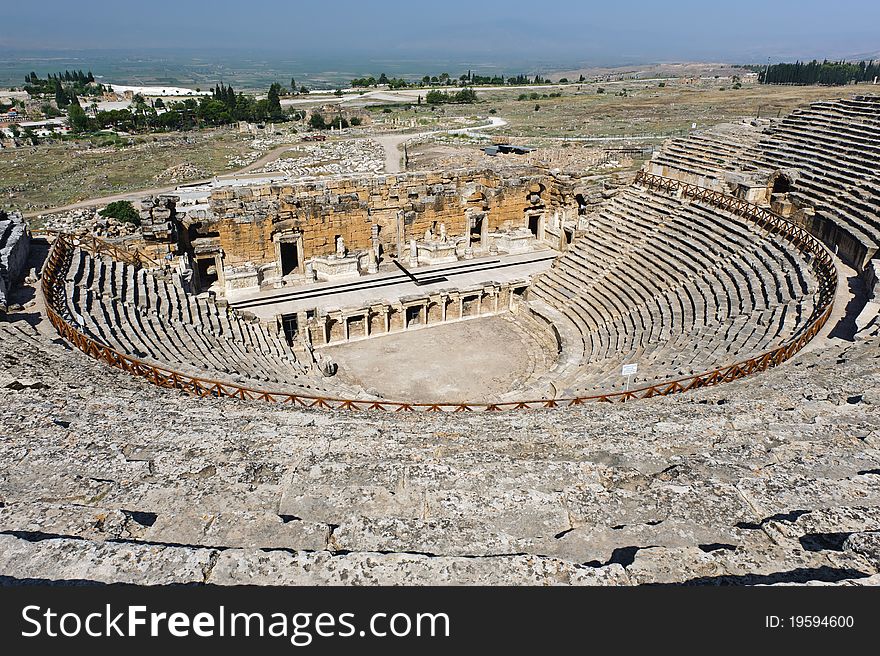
[396,211,405,259]
[296,233,305,274]
[371,224,381,268]
[273,238,283,277]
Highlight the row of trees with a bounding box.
[351,73,409,89]
[350,70,578,90]
[759,60,880,86]
[424,88,478,105]
[25,70,95,85]
[23,71,106,108]
[68,82,303,134]
[517,91,562,101]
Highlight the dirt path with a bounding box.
[25,118,508,217]
[373,117,508,173]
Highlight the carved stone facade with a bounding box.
[201,168,573,293]
[293,280,530,347]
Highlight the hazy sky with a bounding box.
[3,0,879,63]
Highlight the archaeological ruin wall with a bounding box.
[0,210,30,312]
[191,168,575,294]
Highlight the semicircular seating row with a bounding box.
[748,96,880,264]
[526,184,821,395]
[62,248,356,397]
[649,95,880,269]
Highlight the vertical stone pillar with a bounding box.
[396,211,405,259]
[296,233,305,274]
[371,224,381,262]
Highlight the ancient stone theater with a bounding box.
[1,95,879,585]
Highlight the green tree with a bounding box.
[54,79,68,108]
[456,87,477,103]
[267,83,284,121]
[99,200,140,225]
[68,103,91,132]
[309,112,327,130]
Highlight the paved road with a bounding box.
[278,82,633,109]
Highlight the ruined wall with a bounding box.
[206,168,571,269]
[0,210,30,311]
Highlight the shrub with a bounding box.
[99,200,139,225]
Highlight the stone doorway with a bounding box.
[527,213,544,240]
[280,241,299,276]
[275,232,304,278]
[195,256,219,292]
[469,214,487,247]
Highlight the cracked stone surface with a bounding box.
[0,316,878,585]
